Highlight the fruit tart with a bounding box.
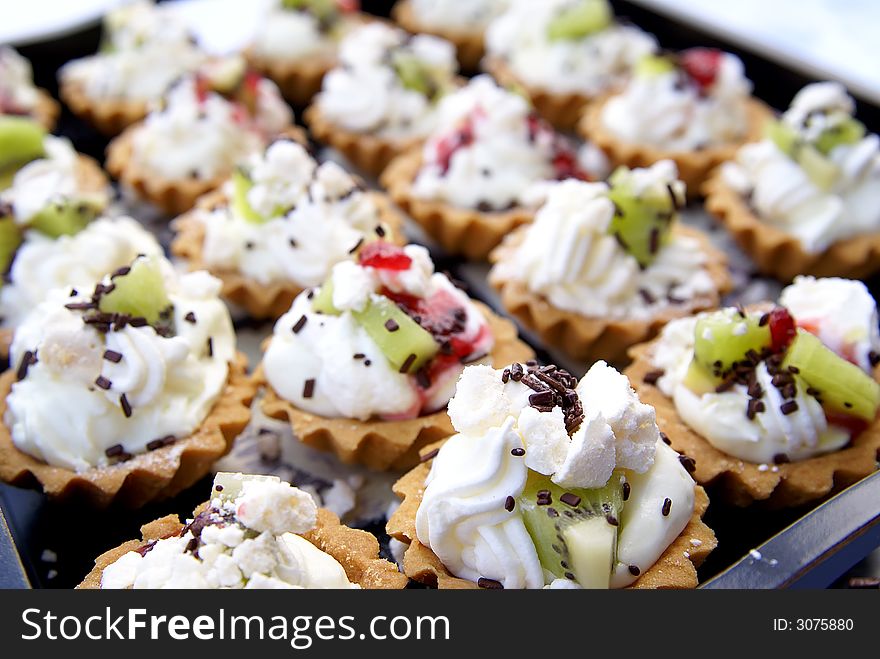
[625,276,880,508]
[106,56,296,216]
[80,473,407,589]
[579,48,771,192]
[305,22,460,177]
[483,0,656,131]
[392,0,513,72]
[0,254,256,507]
[59,0,207,136]
[244,0,367,108]
[255,240,534,470]
[0,47,59,131]
[387,360,716,589]
[489,161,731,365]
[172,137,404,319]
[381,74,609,260]
[0,117,121,353]
[704,82,880,281]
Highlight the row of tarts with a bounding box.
[0,0,878,589]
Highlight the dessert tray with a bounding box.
[1,0,879,589]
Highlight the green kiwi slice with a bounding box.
[0,213,23,275]
[98,256,172,325]
[547,0,612,41]
[28,198,103,238]
[352,296,438,374]
[0,116,46,172]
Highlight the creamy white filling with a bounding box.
[721,83,880,253]
[1,217,163,331]
[0,136,110,225]
[250,4,336,61]
[649,277,880,464]
[5,263,236,472]
[101,475,358,589]
[262,246,494,420]
[317,23,457,140]
[0,47,39,113]
[416,361,695,589]
[409,0,513,34]
[601,53,752,150]
[197,141,387,287]
[491,167,715,320]
[412,75,606,210]
[485,0,656,95]
[131,70,292,181]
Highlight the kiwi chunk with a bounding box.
[634,53,675,78]
[0,116,46,171]
[796,144,839,191]
[352,296,438,374]
[782,329,880,423]
[519,470,624,588]
[692,309,771,376]
[765,119,799,156]
[815,117,865,155]
[311,280,340,315]
[606,166,677,267]
[0,214,23,275]
[392,53,442,101]
[28,198,103,237]
[231,168,265,224]
[765,119,841,190]
[547,0,612,41]
[98,256,172,325]
[212,472,281,503]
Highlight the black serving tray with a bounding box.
[1,0,879,590]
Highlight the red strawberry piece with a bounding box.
[194,74,210,104]
[358,242,412,271]
[435,117,476,174]
[680,48,723,92]
[825,410,869,440]
[768,306,797,353]
[336,0,359,12]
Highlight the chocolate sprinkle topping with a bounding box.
[628,565,641,576]
[16,350,37,381]
[622,481,631,501]
[780,400,799,415]
[384,319,399,332]
[302,379,316,399]
[95,376,111,390]
[119,394,132,418]
[559,492,581,508]
[206,337,214,357]
[511,447,525,456]
[773,453,790,465]
[184,311,197,324]
[661,498,672,516]
[477,577,503,590]
[869,351,880,367]
[679,455,696,473]
[660,432,671,445]
[292,315,308,333]
[420,448,440,463]
[504,496,515,512]
[103,349,123,363]
[399,353,416,373]
[105,444,124,457]
[643,369,664,385]
[375,225,386,238]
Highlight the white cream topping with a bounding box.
[1,216,163,331]
[250,0,350,62]
[490,163,716,320]
[130,62,292,181]
[0,136,110,225]
[101,474,358,589]
[485,0,656,96]
[412,75,607,210]
[0,47,40,114]
[721,82,880,253]
[196,140,388,287]
[262,245,494,420]
[649,277,879,464]
[59,0,206,103]
[5,259,236,472]
[409,0,513,34]
[417,361,695,588]
[317,23,458,140]
[602,52,752,150]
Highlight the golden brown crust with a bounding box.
[624,338,880,508]
[488,224,732,365]
[483,56,602,132]
[31,89,61,132]
[106,125,307,217]
[392,0,486,73]
[304,102,424,178]
[387,442,717,589]
[170,189,406,319]
[59,78,147,136]
[579,95,774,196]
[703,169,880,282]
[380,148,534,261]
[256,303,535,471]
[0,353,256,508]
[77,506,407,589]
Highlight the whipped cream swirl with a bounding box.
[409,0,513,34]
[101,474,358,589]
[0,47,40,115]
[317,23,458,140]
[195,139,391,287]
[412,75,608,210]
[602,51,752,150]
[262,244,494,420]
[249,0,360,62]
[721,82,880,252]
[417,361,696,588]
[5,260,236,471]
[485,0,656,96]
[490,162,716,320]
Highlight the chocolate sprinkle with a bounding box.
[477,577,503,590]
[348,238,364,254]
[184,311,197,324]
[511,447,525,456]
[559,492,581,507]
[103,349,123,363]
[105,444,124,458]
[302,378,316,399]
[643,369,664,385]
[628,565,641,576]
[375,225,386,238]
[292,315,308,333]
[606,514,619,527]
[773,453,790,465]
[504,496,515,512]
[119,394,132,418]
[16,350,36,381]
[679,455,696,473]
[622,481,631,501]
[869,351,880,367]
[420,448,440,463]
[661,498,672,516]
[384,319,399,332]
[660,432,671,445]
[95,376,111,390]
[780,400,798,415]
[415,369,431,389]
[399,353,416,373]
